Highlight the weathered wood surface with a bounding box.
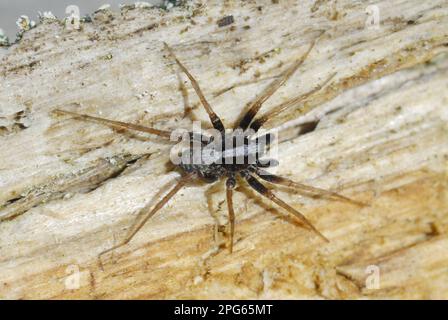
[0,0,447,299]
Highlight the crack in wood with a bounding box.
[0,153,145,222]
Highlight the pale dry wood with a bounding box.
[0,0,447,299]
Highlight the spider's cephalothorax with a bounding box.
[177,129,276,183]
[54,39,364,261]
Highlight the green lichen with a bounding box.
[16,15,36,32]
[38,11,57,22]
[164,0,183,10]
[81,15,93,23]
[15,15,36,42]
[0,29,9,47]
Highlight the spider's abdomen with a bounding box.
[179,161,226,182]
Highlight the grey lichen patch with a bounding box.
[92,7,116,23]
[96,4,112,13]
[164,0,184,11]
[16,15,36,32]
[120,2,156,12]
[38,11,58,23]
[15,15,37,41]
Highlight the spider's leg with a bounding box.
[236,38,319,131]
[241,171,329,242]
[252,132,276,146]
[254,168,366,207]
[249,72,336,131]
[225,177,236,253]
[53,109,172,139]
[163,42,225,132]
[98,173,192,267]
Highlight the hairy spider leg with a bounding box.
[163,42,225,132]
[52,109,172,138]
[236,37,319,131]
[254,168,366,207]
[98,173,193,267]
[242,171,329,242]
[225,177,236,253]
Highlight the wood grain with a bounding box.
[0,0,447,299]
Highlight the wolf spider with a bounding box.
[54,39,364,262]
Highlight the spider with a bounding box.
[53,39,364,262]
